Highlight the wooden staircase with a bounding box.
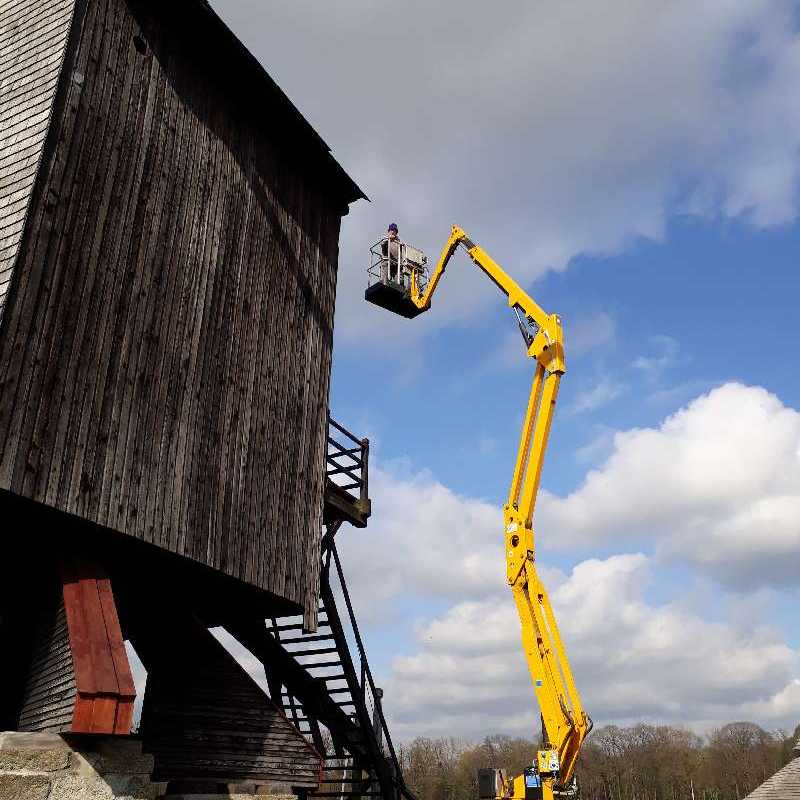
[224,416,413,800]
[267,531,410,800]
[227,534,410,800]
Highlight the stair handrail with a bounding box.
[327,540,417,800]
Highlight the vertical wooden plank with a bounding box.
[140,52,196,554]
[166,91,211,559]
[27,0,127,509]
[96,579,136,700]
[253,157,298,596]
[80,24,154,527]
[183,119,228,569]
[112,36,173,541]
[60,559,136,735]
[242,143,283,591]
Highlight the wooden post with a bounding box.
[60,559,136,735]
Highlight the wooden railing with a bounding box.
[326,415,371,527]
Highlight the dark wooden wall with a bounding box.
[0,0,352,621]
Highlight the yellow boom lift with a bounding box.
[365,227,592,800]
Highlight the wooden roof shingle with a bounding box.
[744,746,800,800]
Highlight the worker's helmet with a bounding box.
[387,223,398,232]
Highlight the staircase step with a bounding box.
[269,621,332,632]
[284,645,341,657]
[279,633,336,644]
[299,659,343,669]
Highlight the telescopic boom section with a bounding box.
[408,226,591,798]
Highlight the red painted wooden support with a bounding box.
[60,560,136,735]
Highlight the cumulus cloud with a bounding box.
[217,0,800,341]
[538,383,800,588]
[487,310,616,375]
[329,383,800,736]
[567,376,625,415]
[331,407,799,736]
[632,335,681,382]
[336,464,504,620]
[382,554,799,739]
[575,425,617,464]
[570,312,616,357]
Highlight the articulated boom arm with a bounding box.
[409,227,591,795]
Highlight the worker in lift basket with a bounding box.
[381,222,403,285]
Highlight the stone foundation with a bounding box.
[0,732,306,800]
[0,732,301,799]
[0,732,165,800]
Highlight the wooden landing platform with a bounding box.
[324,480,371,528]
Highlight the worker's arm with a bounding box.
[409,227,590,795]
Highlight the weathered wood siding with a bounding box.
[0,0,351,620]
[134,614,322,787]
[17,589,77,734]
[0,0,75,322]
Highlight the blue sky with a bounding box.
[208,0,800,741]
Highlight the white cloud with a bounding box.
[488,311,615,373]
[570,312,616,357]
[329,379,800,737]
[538,383,800,588]
[632,335,681,381]
[336,465,504,621]
[382,554,799,739]
[488,329,536,372]
[575,425,617,464]
[216,0,800,341]
[332,435,798,738]
[644,378,719,409]
[742,678,800,723]
[567,376,625,415]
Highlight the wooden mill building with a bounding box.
[0,1,411,797]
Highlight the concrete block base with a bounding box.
[0,732,166,800]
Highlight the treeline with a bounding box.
[397,722,799,800]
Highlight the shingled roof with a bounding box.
[744,740,800,800]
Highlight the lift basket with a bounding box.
[364,238,429,319]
